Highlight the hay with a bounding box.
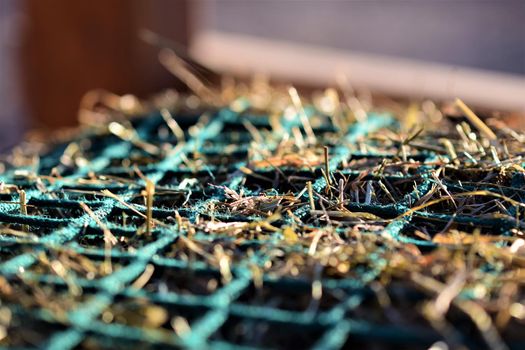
[0,77,524,349]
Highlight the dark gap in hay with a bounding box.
[500,318,525,347]
[0,316,68,347]
[208,132,253,144]
[187,152,247,168]
[143,265,223,296]
[77,226,159,251]
[405,216,507,239]
[128,190,205,211]
[443,167,514,186]
[211,315,326,348]
[79,336,158,350]
[342,334,435,350]
[61,184,131,197]
[236,280,346,313]
[158,169,230,191]
[347,284,430,330]
[244,168,319,193]
[341,156,424,176]
[99,167,156,182]
[223,121,267,133]
[0,243,31,262]
[0,193,14,202]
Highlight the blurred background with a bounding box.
[0,0,524,150]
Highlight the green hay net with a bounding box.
[0,94,524,349]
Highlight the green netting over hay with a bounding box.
[0,98,524,349]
